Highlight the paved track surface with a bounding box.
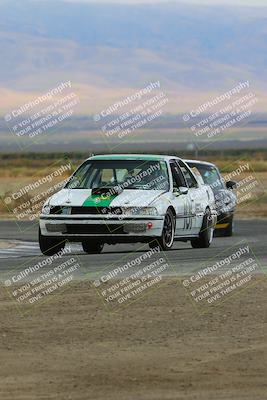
[0,219,266,282]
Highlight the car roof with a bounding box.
[88,154,181,162]
[185,159,216,168]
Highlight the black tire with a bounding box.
[221,216,234,237]
[191,208,213,249]
[149,209,175,251]
[82,241,104,254]
[39,228,66,256]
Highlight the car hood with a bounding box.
[48,188,166,208]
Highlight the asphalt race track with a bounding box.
[0,219,266,281]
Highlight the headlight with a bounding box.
[42,204,51,215]
[122,207,158,216]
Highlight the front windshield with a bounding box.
[66,159,169,191]
[188,163,224,190]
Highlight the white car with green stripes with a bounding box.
[39,154,217,255]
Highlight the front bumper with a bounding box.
[40,215,164,238]
[215,210,234,229]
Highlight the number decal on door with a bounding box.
[183,199,192,230]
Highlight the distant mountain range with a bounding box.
[0,1,267,112]
[0,0,267,152]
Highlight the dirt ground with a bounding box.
[0,277,267,400]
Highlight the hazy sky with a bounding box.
[62,0,267,6]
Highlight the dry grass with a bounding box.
[0,156,266,217]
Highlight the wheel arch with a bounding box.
[167,206,176,217]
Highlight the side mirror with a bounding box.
[226,180,237,190]
[179,186,189,195]
[173,186,189,195]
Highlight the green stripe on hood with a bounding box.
[82,193,118,207]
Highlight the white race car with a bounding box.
[39,154,217,254]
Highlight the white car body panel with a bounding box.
[39,155,217,242]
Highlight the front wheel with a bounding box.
[191,209,213,249]
[39,228,66,255]
[149,209,175,251]
[82,241,104,254]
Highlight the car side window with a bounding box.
[177,161,198,188]
[170,161,187,189]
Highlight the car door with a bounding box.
[169,161,194,236]
[177,160,206,234]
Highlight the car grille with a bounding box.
[71,206,123,215]
[65,224,127,235]
[50,206,63,214]
[50,206,123,216]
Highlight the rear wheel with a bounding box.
[191,208,213,249]
[82,241,104,254]
[39,228,66,256]
[149,209,175,251]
